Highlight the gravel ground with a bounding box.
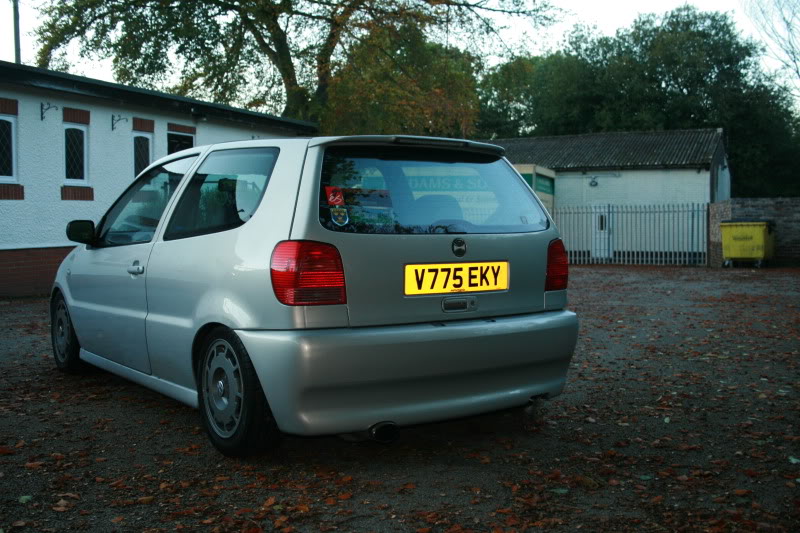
[0,265,798,532]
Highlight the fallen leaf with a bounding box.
[111,516,124,523]
[19,495,33,504]
[397,482,417,493]
[262,496,276,508]
[52,498,71,512]
[0,446,15,455]
[575,476,600,489]
[137,496,154,504]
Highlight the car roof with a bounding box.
[179,135,505,157]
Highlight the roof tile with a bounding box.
[489,129,723,171]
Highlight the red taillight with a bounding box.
[270,241,346,306]
[545,238,568,291]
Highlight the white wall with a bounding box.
[554,168,711,208]
[0,86,298,250]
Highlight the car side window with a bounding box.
[96,156,198,247]
[164,147,279,240]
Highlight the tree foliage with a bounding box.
[477,56,538,138]
[476,6,800,197]
[36,0,555,122]
[322,24,479,137]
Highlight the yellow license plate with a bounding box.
[404,262,509,295]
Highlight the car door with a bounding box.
[144,146,284,388]
[68,155,198,374]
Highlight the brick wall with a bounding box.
[0,247,74,298]
[708,200,732,267]
[708,197,800,266]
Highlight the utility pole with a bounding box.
[13,0,21,64]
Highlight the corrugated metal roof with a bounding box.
[489,129,723,171]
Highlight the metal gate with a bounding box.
[552,203,708,265]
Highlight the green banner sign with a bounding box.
[535,175,554,195]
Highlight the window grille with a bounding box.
[134,135,151,177]
[65,127,85,180]
[0,119,12,177]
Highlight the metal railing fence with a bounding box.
[551,203,708,266]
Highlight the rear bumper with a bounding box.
[237,310,578,435]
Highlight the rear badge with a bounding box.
[452,238,467,257]
[330,206,349,226]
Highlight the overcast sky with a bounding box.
[0,0,775,79]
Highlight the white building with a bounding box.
[0,61,316,297]
[498,129,730,206]
[495,129,731,264]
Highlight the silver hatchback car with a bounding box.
[51,135,578,456]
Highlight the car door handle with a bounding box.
[127,263,145,275]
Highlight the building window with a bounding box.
[134,134,152,177]
[65,126,87,181]
[0,115,15,180]
[167,132,194,155]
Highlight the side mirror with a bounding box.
[66,220,96,245]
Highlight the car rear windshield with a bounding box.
[319,146,548,234]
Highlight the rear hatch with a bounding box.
[291,137,558,327]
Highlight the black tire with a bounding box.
[197,327,280,457]
[50,293,83,372]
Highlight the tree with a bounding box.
[322,24,480,137]
[35,0,555,121]
[478,7,800,196]
[477,52,602,137]
[745,0,800,96]
[574,7,800,197]
[478,56,537,138]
